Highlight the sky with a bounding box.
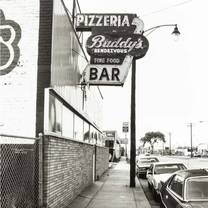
[73,0,208,148]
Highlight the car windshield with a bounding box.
[186,177,208,201]
[154,164,185,174]
[139,157,159,163]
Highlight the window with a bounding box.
[74,115,83,141]
[49,94,62,134]
[83,121,90,142]
[62,105,74,138]
[139,157,159,164]
[169,175,184,197]
[97,133,102,146]
[154,164,186,174]
[105,140,114,148]
[186,177,208,200]
[90,126,98,144]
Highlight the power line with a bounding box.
[142,0,193,17]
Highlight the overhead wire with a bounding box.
[141,0,193,17]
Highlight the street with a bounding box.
[138,156,208,208]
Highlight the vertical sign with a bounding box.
[122,122,129,133]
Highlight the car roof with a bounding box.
[138,156,158,160]
[153,162,185,166]
[176,169,208,179]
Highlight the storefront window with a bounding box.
[83,121,90,143]
[74,115,83,141]
[97,133,103,146]
[49,94,62,134]
[62,105,74,139]
[89,126,101,145]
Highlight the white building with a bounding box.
[197,143,208,156]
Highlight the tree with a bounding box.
[140,131,166,154]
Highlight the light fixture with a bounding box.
[172,25,180,36]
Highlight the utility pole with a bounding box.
[128,21,180,188]
[190,123,193,158]
[169,132,172,155]
[130,58,136,188]
[125,133,127,157]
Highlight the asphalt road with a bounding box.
[159,155,208,169]
[138,156,208,208]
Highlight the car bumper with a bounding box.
[137,168,148,174]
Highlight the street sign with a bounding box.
[122,122,129,133]
[122,126,129,132]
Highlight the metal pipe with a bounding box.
[169,132,172,155]
[130,58,136,188]
[190,123,193,158]
[143,24,177,34]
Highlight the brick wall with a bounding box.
[41,135,109,208]
[96,146,109,180]
[42,135,93,208]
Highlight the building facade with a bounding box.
[0,0,103,145]
[0,0,109,207]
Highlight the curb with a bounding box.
[134,177,151,208]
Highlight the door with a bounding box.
[163,175,184,208]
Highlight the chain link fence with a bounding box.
[0,135,39,208]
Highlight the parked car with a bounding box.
[136,156,159,178]
[193,152,201,157]
[160,169,208,208]
[146,162,187,200]
[136,153,150,162]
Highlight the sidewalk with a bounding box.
[68,157,151,208]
